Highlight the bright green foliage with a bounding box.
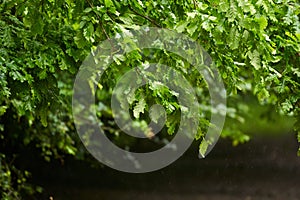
[0,0,300,198]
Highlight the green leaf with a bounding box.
[31,13,44,35]
[38,107,48,127]
[0,106,7,116]
[65,145,76,155]
[83,7,92,13]
[281,101,293,113]
[166,114,178,135]
[227,26,240,50]
[187,22,198,35]
[83,23,94,42]
[257,88,270,103]
[175,21,188,33]
[38,69,47,79]
[218,1,229,12]
[248,50,261,70]
[133,97,146,119]
[149,106,165,123]
[256,16,268,30]
[199,139,209,158]
[105,0,114,7]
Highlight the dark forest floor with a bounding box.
[33,132,300,200]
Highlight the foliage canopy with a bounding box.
[0,0,299,198]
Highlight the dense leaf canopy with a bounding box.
[0,0,299,198]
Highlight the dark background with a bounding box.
[29,131,300,200]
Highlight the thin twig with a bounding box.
[128,5,162,28]
[85,0,118,56]
[193,0,197,9]
[85,0,111,41]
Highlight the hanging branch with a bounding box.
[85,0,119,56]
[85,0,111,41]
[128,5,162,28]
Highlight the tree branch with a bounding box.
[128,5,162,28]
